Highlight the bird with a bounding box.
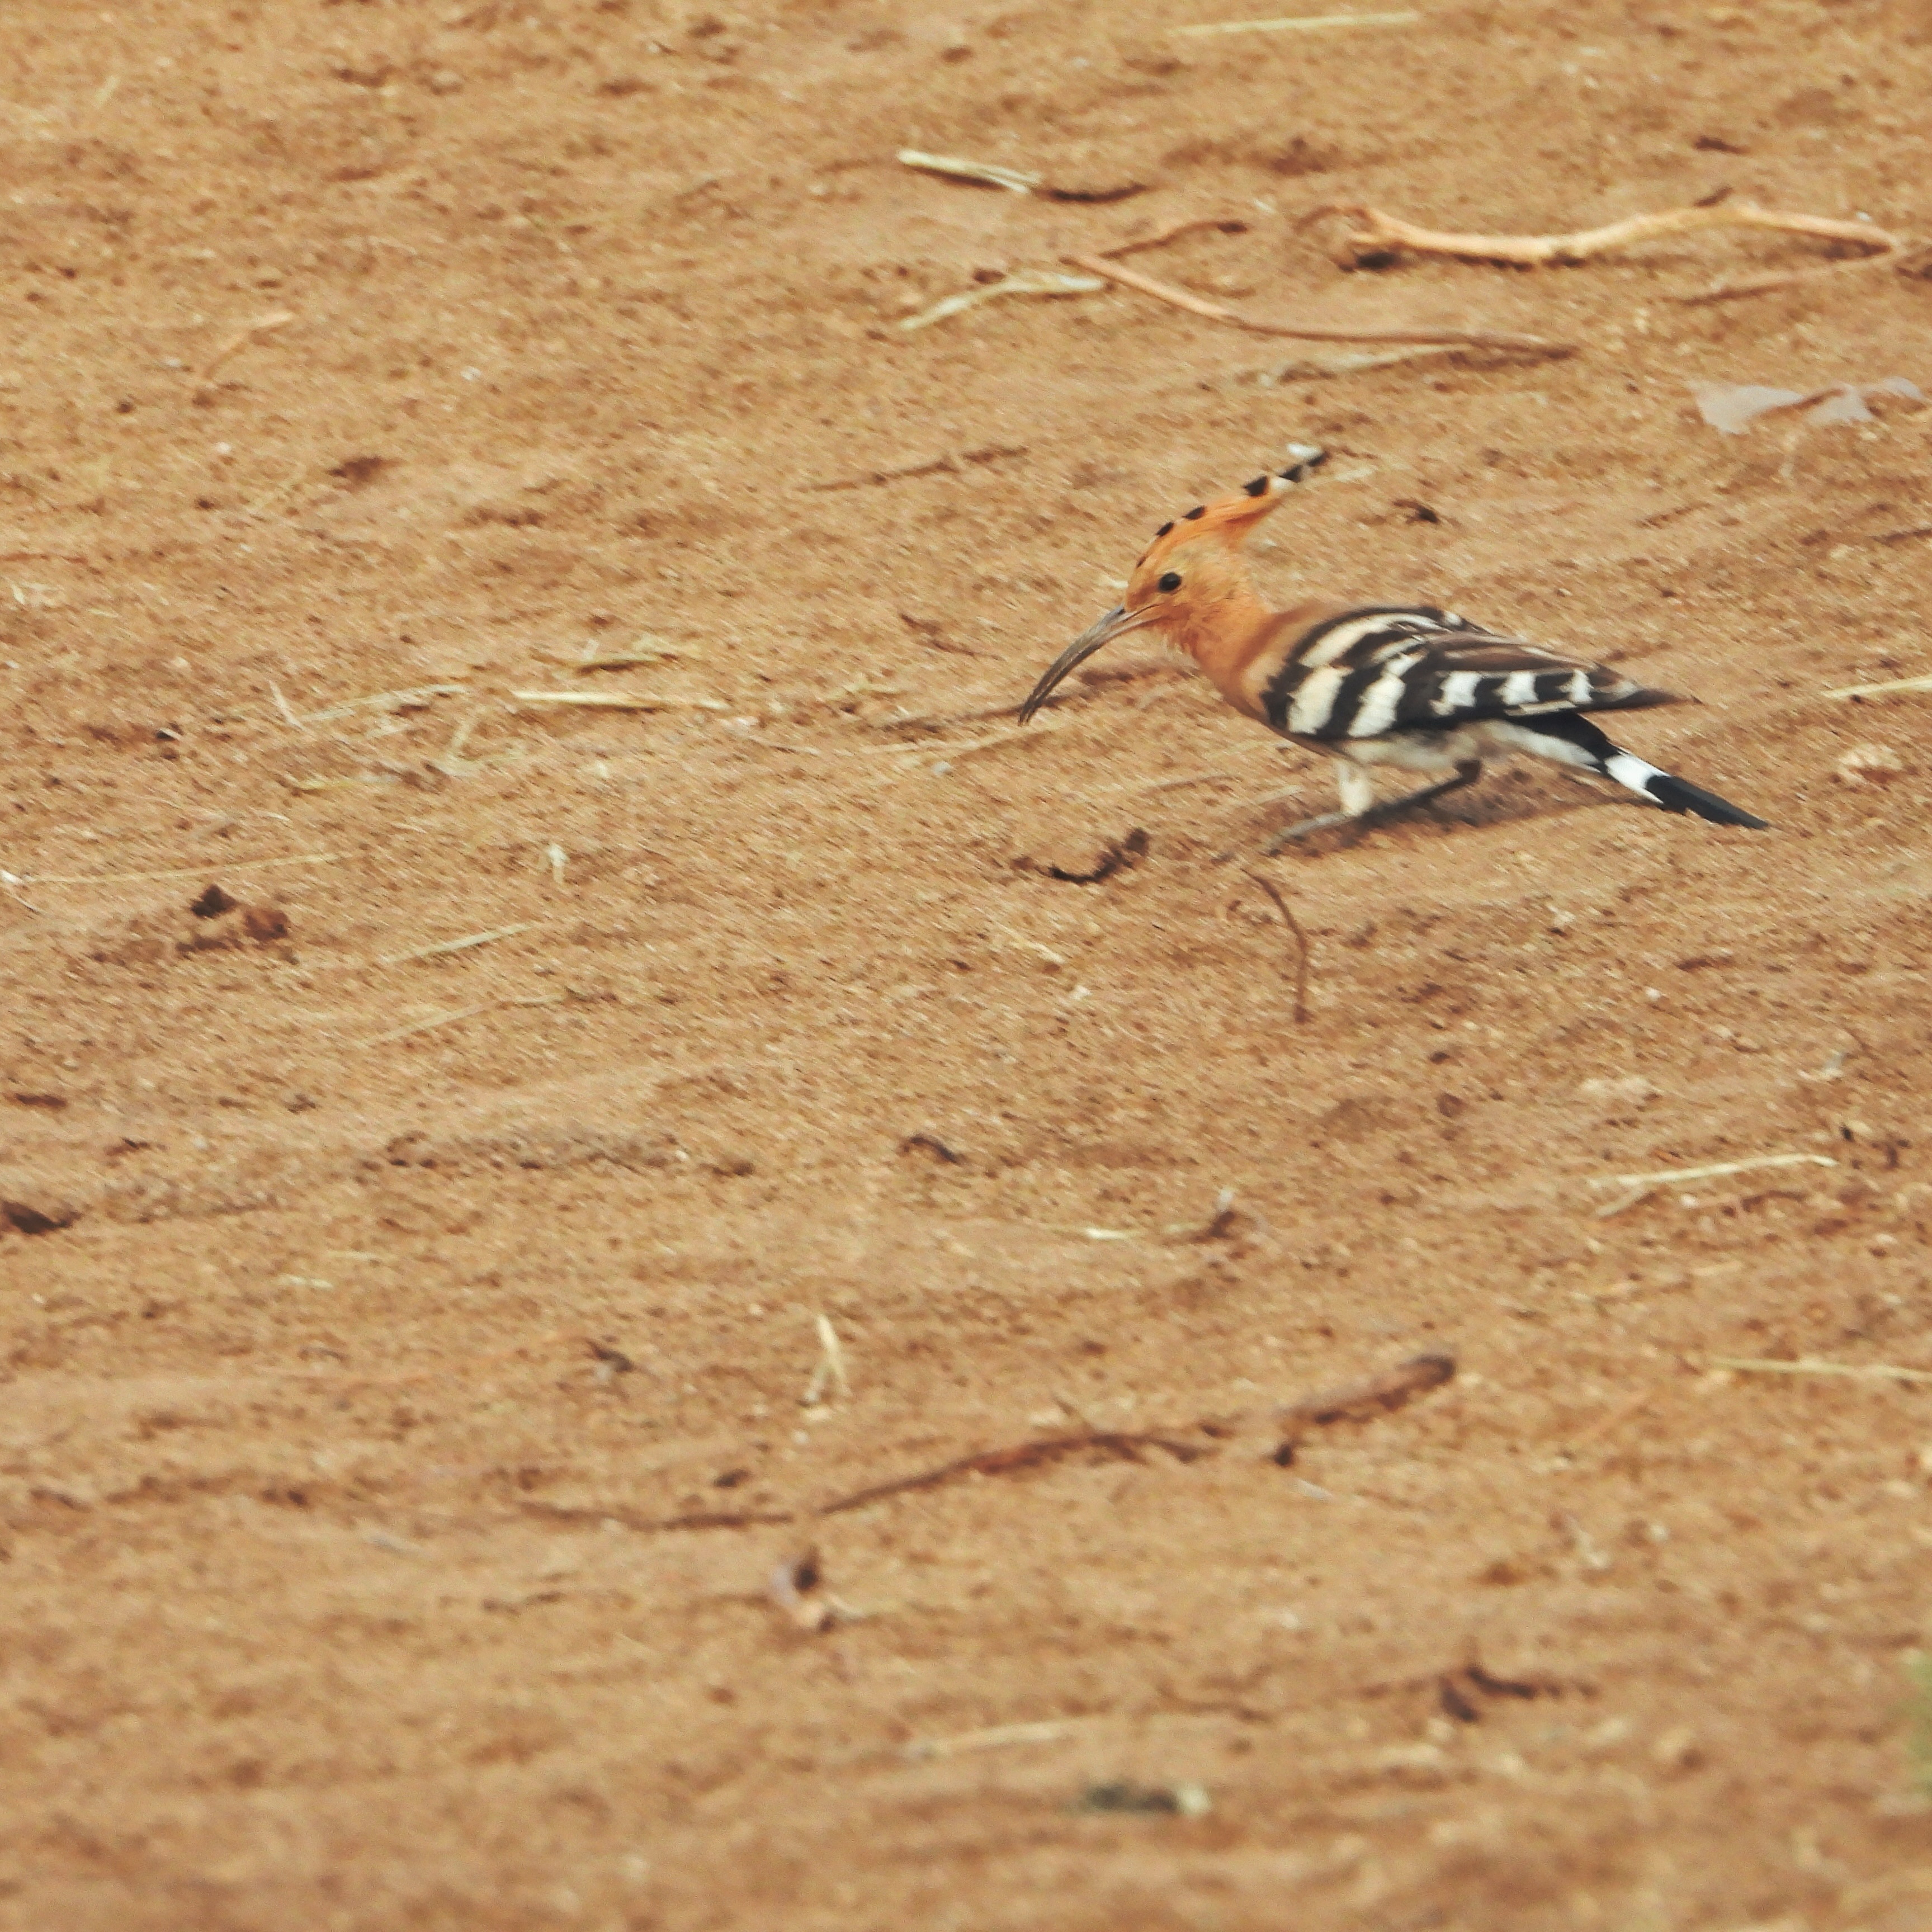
[1018,451,1768,849]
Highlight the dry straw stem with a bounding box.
[431,711,484,777]
[1173,10,1420,35]
[1066,252,1571,353]
[18,851,339,886]
[1598,1152,1838,1188]
[904,1720,1084,1762]
[810,442,1028,485]
[898,148,1040,194]
[293,682,467,728]
[358,991,565,1047]
[568,641,681,671]
[896,148,1146,204]
[800,1313,851,1408]
[897,271,1108,334]
[1589,1150,1837,1220]
[1824,672,1932,700]
[871,725,1058,767]
[511,689,729,712]
[1713,1357,1932,1388]
[375,921,536,968]
[1244,871,1311,1022]
[1320,200,1911,303]
[197,307,295,382]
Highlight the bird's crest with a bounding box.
[1135,446,1327,570]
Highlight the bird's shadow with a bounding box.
[1245,769,1624,858]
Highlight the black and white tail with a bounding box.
[1515,714,1768,828]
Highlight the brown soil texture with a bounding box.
[5,3,1932,1928]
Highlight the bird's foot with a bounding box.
[1240,762,1484,860]
[1257,807,1358,854]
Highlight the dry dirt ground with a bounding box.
[4,2,1932,1928]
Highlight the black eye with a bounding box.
[1157,570,1182,593]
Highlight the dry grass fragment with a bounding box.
[567,638,681,672]
[375,922,536,968]
[896,149,1146,202]
[294,682,467,728]
[1824,672,1932,700]
[1316,199,1911,303]
[1712,1357,1932,1388]
[1173,10,1420,36]
[511,689,729,712]
[896,271,1106,334]
[800,1314,851,1408]
[197,308,295,382]
[903,1720,1084,1762]
[867,723,1062,766]
[1589,1150,1836,1218]
[810,444,1027,489]
[1066,252,1571,353]
[18,852,340,887]
[897,149,1039,194]
[358,991,566,1047]
[1597,1152,1837,1189]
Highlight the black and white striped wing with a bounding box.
[1260,606,1678,744]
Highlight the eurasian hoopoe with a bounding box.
[1019,453,1769,848]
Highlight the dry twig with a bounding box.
[1316,199,1911,303]
[1066,251,1570,353]
[1245,871,1311,1022]
[816,1430,1210,1517]
[1096,215,1251,260]
[1274,1352,1456,1449]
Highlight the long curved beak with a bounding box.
[1018,604,1161,724]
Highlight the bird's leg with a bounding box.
[1260,759,1482,854]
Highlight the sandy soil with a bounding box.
[4,2,1932,1927]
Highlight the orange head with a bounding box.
[1018,448,1325,722]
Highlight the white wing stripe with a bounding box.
[1298,614,1407,669]
[1348,655,1421,738]
[1431,669,1482,717]
[1288,664,1348,733]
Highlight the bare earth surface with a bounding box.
[5,2,1932,1927]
